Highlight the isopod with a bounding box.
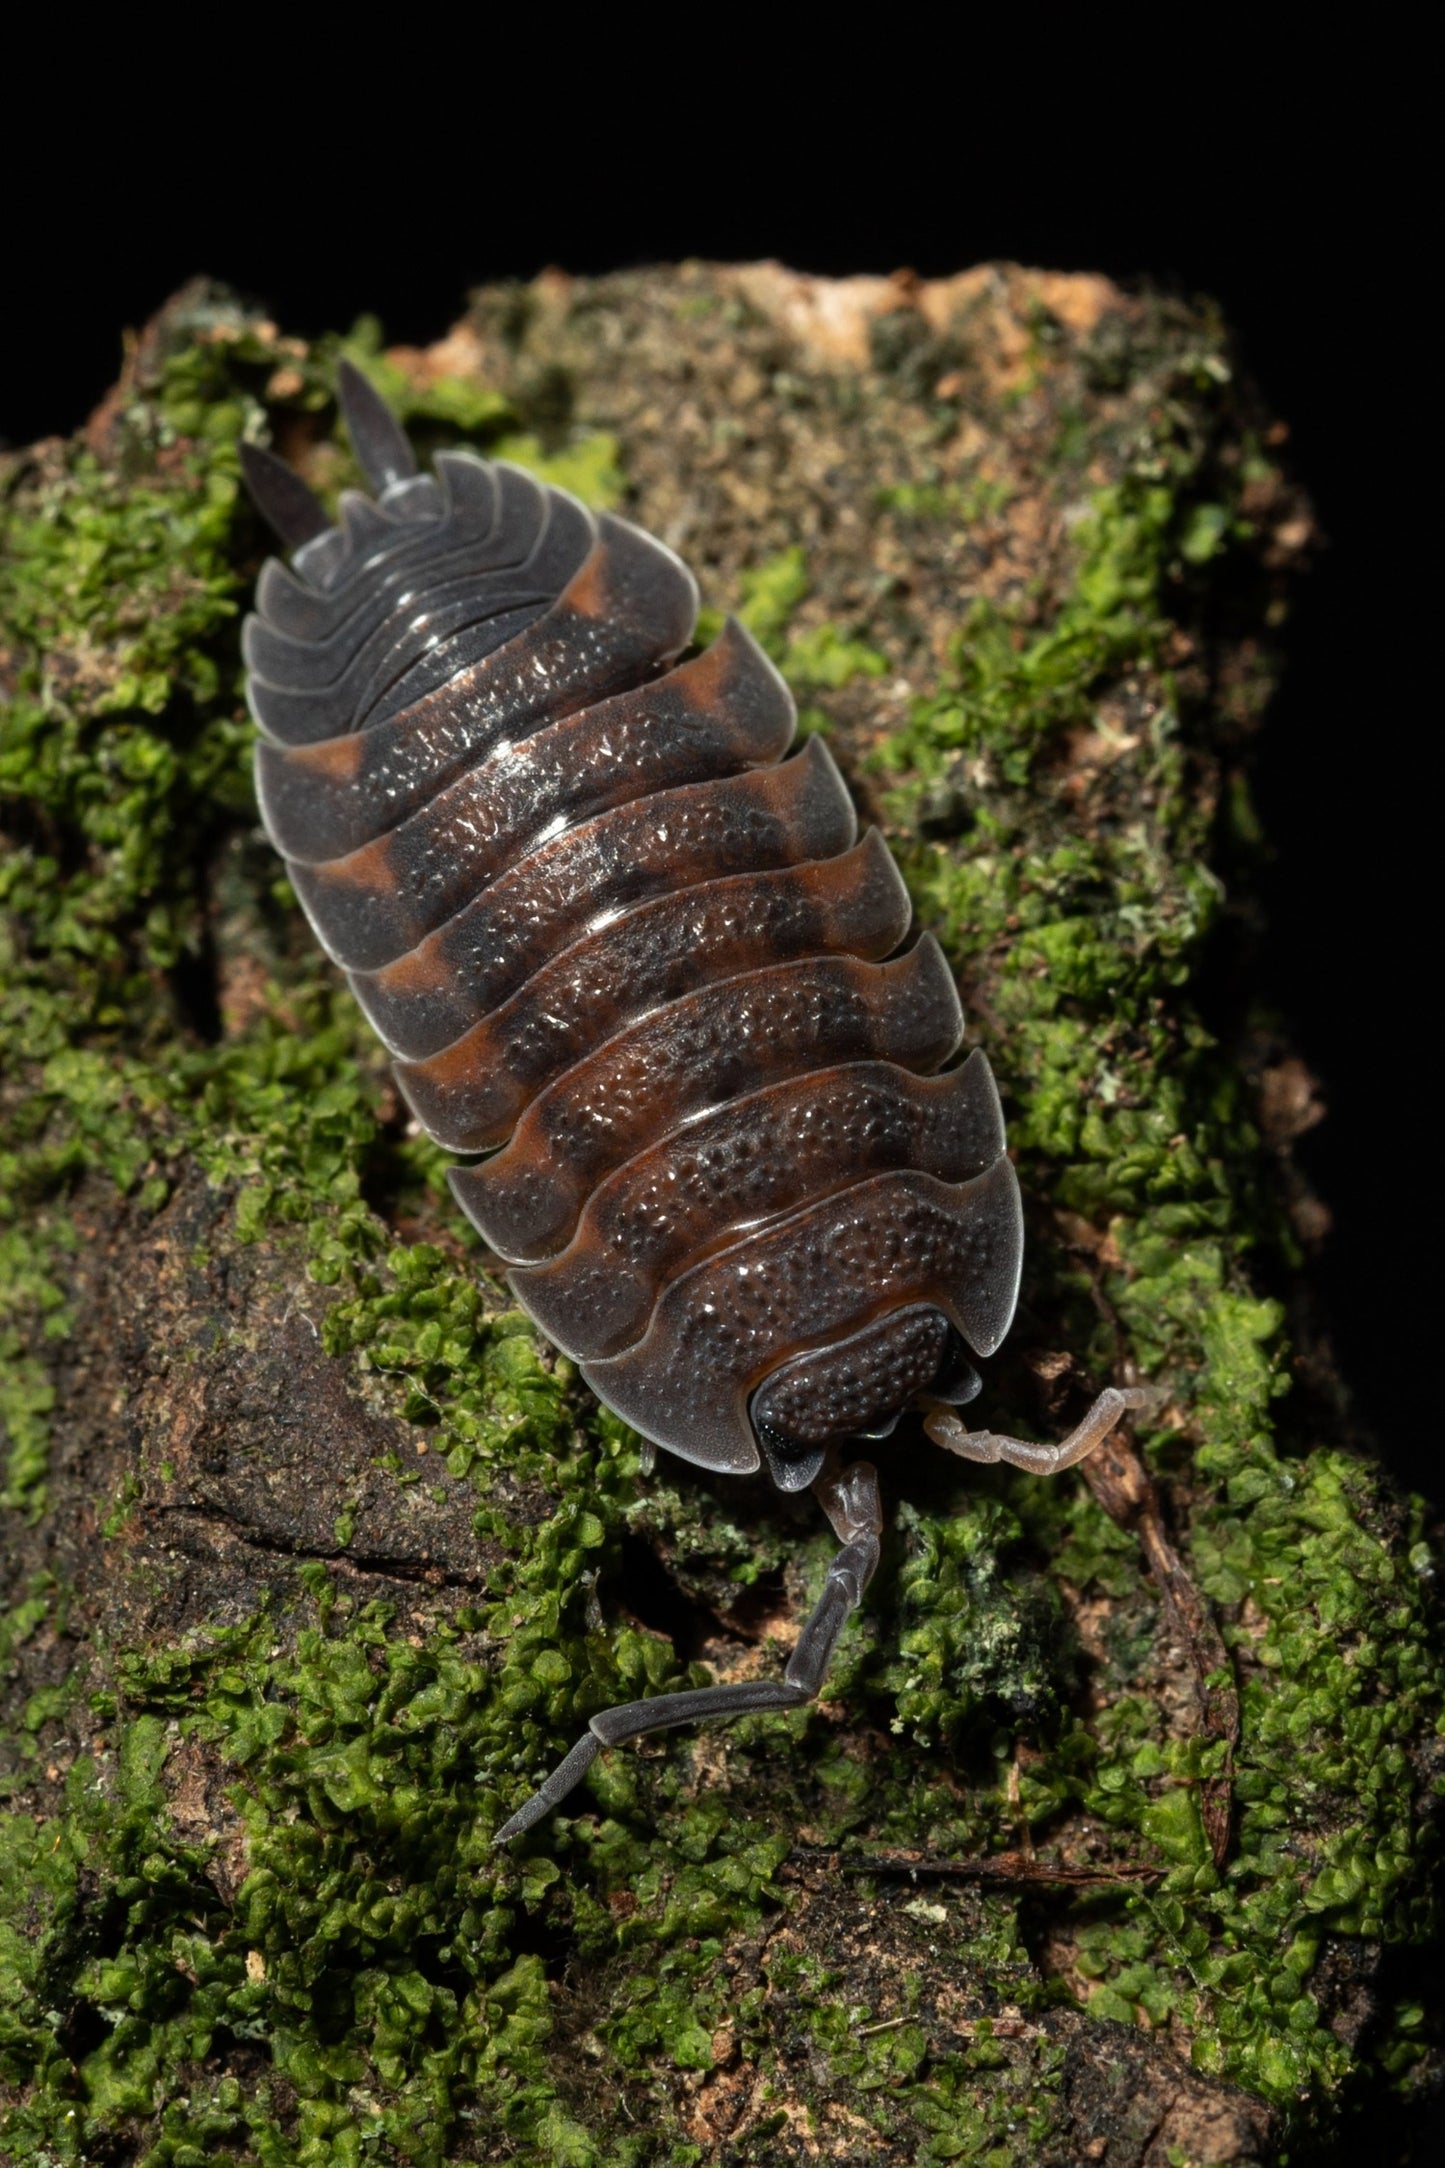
[240,366,1148,1842]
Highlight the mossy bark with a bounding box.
[1,265,1440,2166]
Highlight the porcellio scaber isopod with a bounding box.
[240,366,1148,1843]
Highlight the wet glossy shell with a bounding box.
[245,432,1023,1475]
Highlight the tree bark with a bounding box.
[1,264,1439,2165]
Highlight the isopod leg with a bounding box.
[922,1384,1158,1475]
[493,1459,882,1845]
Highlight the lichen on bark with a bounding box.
[0,264,1440,2166]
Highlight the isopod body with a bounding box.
[241,368,1145,1841]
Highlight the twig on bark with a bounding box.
[788,1846,1163,1887]
[1081,1432,1240,1868]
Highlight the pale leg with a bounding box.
[923,1386,1158,1475]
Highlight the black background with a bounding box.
[6,49,1431,1507]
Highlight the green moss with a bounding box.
[488,430,627,511]
[0,428,247,993]
[736,544,811,650]
[0,1542,789,2161]
[0,1575,66,1788]
[0,360,250,1515]
[735,544,887,691]
[881,1496,1072,1747]
[782,621,887,691]
[0,1474,673,2160]
[875,474,1012,526]
[877,474,1179,795]
[867,384,1444,2117]
[1059,1431,1442,2098]
[0,1218,70,1516]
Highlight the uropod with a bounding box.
[240,367,1150,1843]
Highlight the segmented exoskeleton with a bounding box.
[241,368,1147,1841]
